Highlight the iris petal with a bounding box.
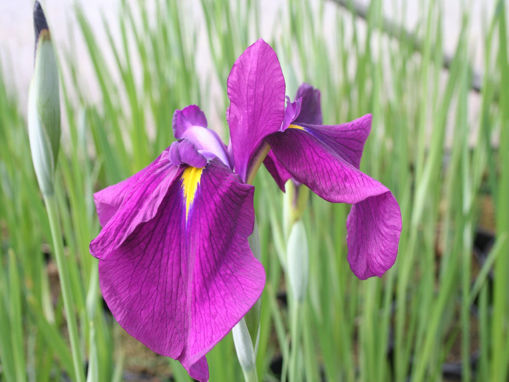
[297,114,372,169]
[173,104,208,137]
[93,161,157,227]
[293,83,323,125]
[90,151,180,258]
[267,125,401,279]
[227,39,286,181]
[91,158,265,381]
[263,151,292,191]
[264,115,372,190]
[282,96,302,130]
[173,105,231,167]
[169,139,208,168]
[346,191,401,279]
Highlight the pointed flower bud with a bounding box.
[287,221,309,302]
[232,319,258,381]
[28,1,60,196]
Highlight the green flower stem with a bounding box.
[289,300,302,382]
[246,143,271,185]
[44,194,84,382]
[284,183,310,382]
[242,365,259,382]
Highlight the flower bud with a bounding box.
[232,319,257,380]
[287,221,309,302]
[28,2,60,196]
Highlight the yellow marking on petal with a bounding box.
[288,124,305,130]
[181,166,204,220]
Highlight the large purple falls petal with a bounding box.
[90,152,179,258]
[266,123,401,279]
[298,114,372,169]
[346,191,401,279]
[92,159,265,381]
[227,39,285,181]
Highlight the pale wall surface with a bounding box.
[0,0,498,108]
[0,0,121,105]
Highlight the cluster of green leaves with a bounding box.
[0,0,508,381]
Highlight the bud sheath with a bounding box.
[232,318,258,382]
[287,221,309,302]
[28,2,60,195]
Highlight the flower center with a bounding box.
[182,126,231,168]
[181,166,204,220]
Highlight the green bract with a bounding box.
[28,30,60,196]
[287,220,309,303]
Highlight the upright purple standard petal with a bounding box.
[282,96,302,130]
[293,83,322,125]
[263,96,302,191]
[266,120,401,279]
[227,39,286,181]
[90,159,265,381]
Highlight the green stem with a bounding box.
[246,143,271,185]
[289,301,301,382]
[44,194,85,382]
[241,365,259,382]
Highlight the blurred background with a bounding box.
[0,0,508,381]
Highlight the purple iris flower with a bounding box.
[262,82,402,279]
[89,39,401,381]
[88,39,281,381]
[226,40,401,280]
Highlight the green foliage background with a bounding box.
[0,0,508,381]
